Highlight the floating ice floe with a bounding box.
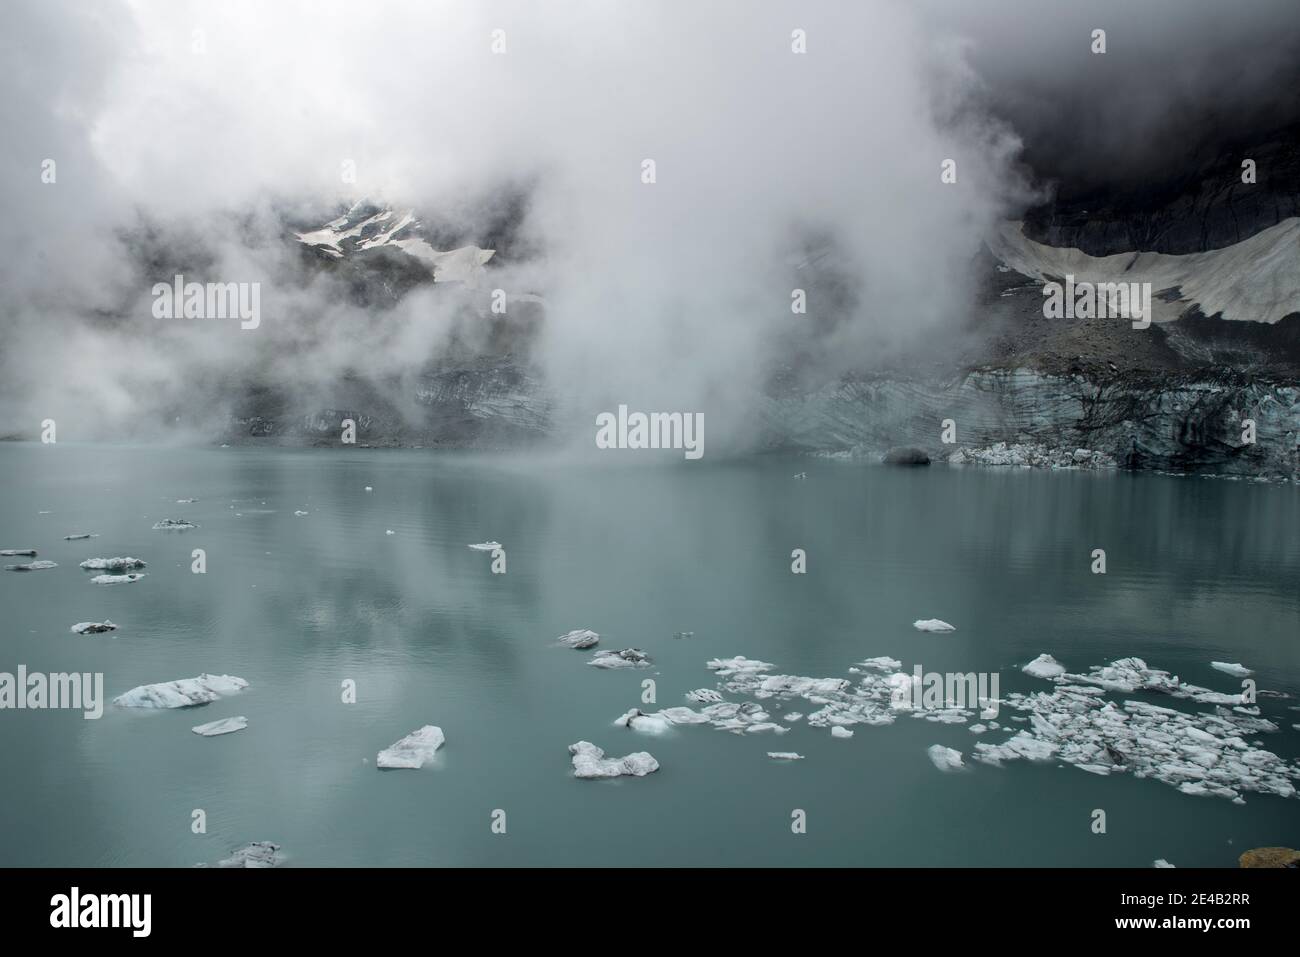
[969,723,987,734]
[673,631,695,639]
[385,529,395,536]
[176,498,198,504]
[768,752,805,760]
[0,549,37,556]
[152,519,198,531]
[199,842,282,868]
[377,725,445,769]
[831,726,854,739]
[63,534,96,541]
[5,560,57,571]
[1211,662,1253,678]
[783,712,804,722]
[79,557,146,571]
[913,619,956,632]
[589,649,652,669]
[928,744,966,771]
[858,656,903,671]
[1023,654,1066,680]
[615,707,709,734]
[294,510,308,516]
[706,656,776,677]
[115,674,248,708]
[1154,859,1176,868]
[568,741,659,779]
[556,629,599,649]
[192,716,248,737]
[467,541,500,551]
[71,621,117,635]
[90,573,146,585]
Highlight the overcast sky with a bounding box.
[3,0,1297,442]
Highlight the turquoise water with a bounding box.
[1,442,1297,866]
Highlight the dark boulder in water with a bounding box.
[882,447,931,466]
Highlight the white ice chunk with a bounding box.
[90,573,146,584]
[115,674,248,708]
[1210,662,1252,677]
[1023,653,1066,680]
[71,620,116,635]
[927,744,966,771]
[568,741,658,779]
[192,716,248,737]
[377,725,445,769]
[831,726,854,739]
[768,752,805,760]
[913,619,956,632]
[79,557,146,571]
[556,629,599,649]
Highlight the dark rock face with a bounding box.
[1023,123,1300,256]
[882,446,931,466]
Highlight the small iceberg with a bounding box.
[614,709,673,734]
[90,573,146,585]
[153,519,198,530]
[588,649,652,669]
[63,533,97,541]
[192,716,248,737]
[200,842,282,868]
[928,744,966,771]
[176,498,198,504]
[1154,859,1176,869]
[913,619,956,632]
[556,629,600,649]
[1023,654,1066,680]
[294,510,308,516]
[115,674,248,708]
[0,549,37,557]
[768,752,805,760]
[1211,662,1252,678]
[71,620,117,635]
[377,725,445,769]
[673,631,695,639]
[568,741,659,779]
[79,557,147,571]
[467,541,501,551]
[831,726,854,739]
[5,560,57,571]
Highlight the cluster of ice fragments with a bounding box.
[114,674,248,709]
[984,655,1300,802]
[611,650,1298,804]
[948,442,1118,470]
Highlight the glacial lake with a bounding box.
[1,442,1297,867]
